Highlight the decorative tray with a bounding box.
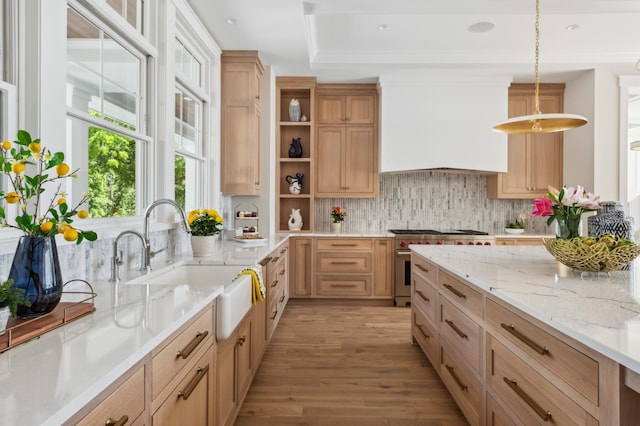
[0,279,96,353]
[233,235,267,244]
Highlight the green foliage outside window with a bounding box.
[87,123,137,218]
[175,154,186,209]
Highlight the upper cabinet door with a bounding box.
[317,96,345,124]
[317,95,375,125]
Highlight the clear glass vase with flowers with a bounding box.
[0,130,97,317]
[532,185,600,239]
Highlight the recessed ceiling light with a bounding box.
[565,24,580,31]
[225,18,237,25]
[468,22,495,33]
[377,24,390,31]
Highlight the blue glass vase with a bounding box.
[8,236,63,318]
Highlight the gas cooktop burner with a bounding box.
[388,229,489,236]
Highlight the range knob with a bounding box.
[425,241,431,245]
[400,241,407,248]
[436,241,443,245]
[484,241,492,246]
[456,241,464,245]
[468,241,475,245]
[475,242,483,246]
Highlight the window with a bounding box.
[174,35,208,212]
[66,5,149,217]
[106,0,144,34]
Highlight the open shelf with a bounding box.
[276,77,317,233]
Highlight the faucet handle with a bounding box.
[115,250,124,266]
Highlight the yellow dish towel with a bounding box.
[237,266,265,305]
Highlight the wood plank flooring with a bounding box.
[236,301,468,426]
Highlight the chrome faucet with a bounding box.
[110,230,148,282]
[142,198,191,271]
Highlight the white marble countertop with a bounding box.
[493,233,550,239]
[0,234,291,426]
[411,245,640,374]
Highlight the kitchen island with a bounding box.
[411,244,640,425]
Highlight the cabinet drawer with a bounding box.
[487,392,519,426]
[412,308,438,365]
[412,272,438,324]
[268,285,287,338]
[487,334,594,426]
[316,238,372,251]
[440,297,482,374]
[486,298,598,404]
[77,365,145,426]
[317,252,371,273]
[316,275,371,297]
[438,270,484,320]
[440,340,482,426]
[267,257,287,295]
[412,255,438,285]
[152,307,214,401]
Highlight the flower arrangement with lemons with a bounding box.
[331,206,347,223]
[0,130,97,244]
[188,208,224,236]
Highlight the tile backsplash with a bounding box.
[314,170,551,235]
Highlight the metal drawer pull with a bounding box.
[445,364,468,391]
[280,247,287,254]
[176,330,209,359]
[270,310,278,319]
[178,365,210,400]
[279,269,286,276]
[330,261,358,265]
[270,280,279,288]
[443,283,466,299]
[105,415,129,426]
[331,283,357,288]
[271,256,280,262]
[416,324,430,339]
[416,264,430,273]
[501,323,549,356]
[503,377,552,421]
[258,256,272,266]
[445,319,468,339]
[279,295,285,303]
[331,243,358,247]
[237,335,246,346]
[415,290,429,302]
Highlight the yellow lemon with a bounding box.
[57,223,69,234]
[55,163,70,176]
[40,221,54,233]
[5,191,19,204]
[63,227,78,242]
[1,140,10,150]
[28,142,41,154]
[12,162,26,174]
[57,198,67,206]
[77,209,88,219]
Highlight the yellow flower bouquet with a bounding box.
[188,208,224,236]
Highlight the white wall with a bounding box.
[378,72,511,173]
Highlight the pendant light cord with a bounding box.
[534,0,541,116]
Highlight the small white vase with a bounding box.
[191,235,217,257]
[330,222,342,233]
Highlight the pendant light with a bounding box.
[492,0,588,134]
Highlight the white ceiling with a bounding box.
[187,0,640,83]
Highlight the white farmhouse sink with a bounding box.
[124,262,243,286]
[124,262,254,341]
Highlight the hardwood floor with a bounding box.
[236,301,468,426]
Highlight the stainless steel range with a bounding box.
[390,229,495,306]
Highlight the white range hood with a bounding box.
[379,73,511,174]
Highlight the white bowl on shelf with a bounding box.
[504,228,525,234]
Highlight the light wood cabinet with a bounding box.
[487,83,564,199]
[151,307,215,424]
[152,344,215,426]
[495,237,544,246]
[315,84,379,198]
[411,251,630,426]
[221,50,264,195]
[217,313,253,426]
[265,242,289,340]
[276,77,316,232]
[74,363,147,426]
[373,238,394,297]
[289,237,313,298]
[288,237,393,301]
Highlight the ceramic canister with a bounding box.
[588,201,634,241]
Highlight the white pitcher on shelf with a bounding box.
[288,209,303,231]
